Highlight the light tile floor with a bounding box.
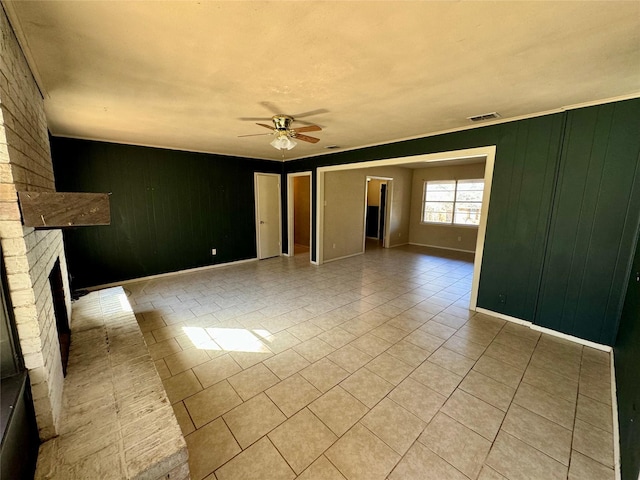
[126,244,616,480]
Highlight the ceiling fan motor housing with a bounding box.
[272,115,294,132]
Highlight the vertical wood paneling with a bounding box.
[53,139,281,288]
[474,117,564,320]
[535,99,640,344]
[614,225,640,480]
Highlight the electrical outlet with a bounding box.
[211,248,217,255]
[498,293,506,304]
[457,236,462,242]
[332,243,336,249]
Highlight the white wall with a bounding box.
[324,170,366,261]
[323,166,412,261]
[409,162,485,252]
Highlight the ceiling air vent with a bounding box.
[467,112,501,122]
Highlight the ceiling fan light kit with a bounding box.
[271,134,297,150]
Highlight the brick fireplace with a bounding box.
[1,16,188,480]
[0,5,72,440]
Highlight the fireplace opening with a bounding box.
[49,260,70,377]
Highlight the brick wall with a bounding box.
[0,5,71,440]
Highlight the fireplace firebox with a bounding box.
[48,260,70,376]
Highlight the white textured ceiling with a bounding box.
[4,1,640,162]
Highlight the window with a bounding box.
[422,179,484,226]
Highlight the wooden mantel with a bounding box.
[17,192,111,228]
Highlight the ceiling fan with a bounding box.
[239,114,322,151]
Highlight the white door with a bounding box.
[255,173,281,259]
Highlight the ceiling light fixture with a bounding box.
[270,133,297,150]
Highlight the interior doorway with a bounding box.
[316,145,497,310]
[365,176,392,249]
[287,172,312,258]
[255,173,282,259]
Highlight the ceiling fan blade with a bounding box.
[292,119,325,127]
[239,116,272,121]
[291,108,329,119]
[292,125,321,133]
[256,123,275,130]
[259,101,284,115]
[294,133,320,144]
[238,133,273,137]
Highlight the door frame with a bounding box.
[254,172,282,259]
[379,182,388,243]
[316,145,496,310]
[286,171,312,259]
[364,176,393,250]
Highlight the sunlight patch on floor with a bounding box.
[182,326,222,351]
[118,293,133,312]
[182,326,273,353]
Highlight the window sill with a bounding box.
[420,222,479,229]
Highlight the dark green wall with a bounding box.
[536,101,640,345]
[52,138,281,288]
[615,224,640,480]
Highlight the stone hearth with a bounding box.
[35,287,189,480]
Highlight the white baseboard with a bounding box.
[475,307,532,326]
[388,242,410,248]
[409,242,475,254]
[610,350,621,480]
[323,250,364,264]
[475,307,612,352]
[85,257,259,291]
[530,324,612,352]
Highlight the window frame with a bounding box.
[421,178,484,227]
